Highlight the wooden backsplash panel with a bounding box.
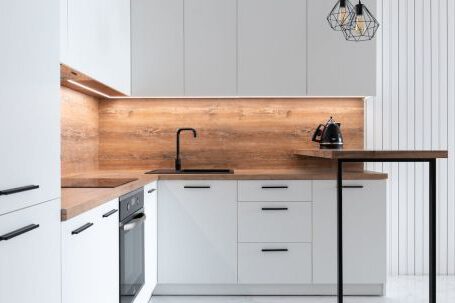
[98,98,364,170]
[61,87,100,176]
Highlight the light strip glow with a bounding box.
[67,80,112,99]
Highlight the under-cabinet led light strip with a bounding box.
[66,79,112,99]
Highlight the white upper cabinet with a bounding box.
[66,0,131,95]
[238,0,307,96]
[131,0,184,96]
[306,0,376,96]
[184,0,237,96]
[0,0,60,215]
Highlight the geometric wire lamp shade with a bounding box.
[327,0,355,31]
[342,0,380,41]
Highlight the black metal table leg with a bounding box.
[429,159,437,303]
[337,159,343,303]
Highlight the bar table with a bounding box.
[295,149,449,303]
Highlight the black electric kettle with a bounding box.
[312,117,344,149]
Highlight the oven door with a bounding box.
[120,210,146,303]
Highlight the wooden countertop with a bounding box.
[61,168,388,221]
[295,149,448,160]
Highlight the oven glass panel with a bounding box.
[120,211,145,303]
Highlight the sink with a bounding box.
[145,168,234,174]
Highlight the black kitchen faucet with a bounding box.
[175,128,197,171]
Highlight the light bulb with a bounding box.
[338,6,348,26]
[354,14,366,34]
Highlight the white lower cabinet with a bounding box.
[62,198,119,303]
[0,199,61,303]
[238,243,312,284]
[312,180,387,285]
[158,180,237,284]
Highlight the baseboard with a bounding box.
[153,283,385,296]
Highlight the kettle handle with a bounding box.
[312,124,325,143]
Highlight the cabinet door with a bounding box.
[135,182,158,302]
[0,0,60,215]
[68,0,131,95]
[131,0,184,96]
[184,0,237,96]
[238,0,307,96]
[312,180,387,284]
[158,181,237,284]
[306,0,376,96]
[0,199,61,303]
[61,0,69,63]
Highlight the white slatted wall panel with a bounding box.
[365,0,454,275]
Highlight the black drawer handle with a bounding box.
[261,186,288,189]
[0,185,39,196]
[262,207,288,211]
[342,185,364,189]
[102,209,118,218]
[262,248,288,252]
[147,188,156,194]
[0,224,40,241]
[184,186,211,189]
[71,223,94,235]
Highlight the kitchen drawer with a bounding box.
[238,243,312,284]
[238,202,312,243]
[158,180,236,203]
[238,180,312,202]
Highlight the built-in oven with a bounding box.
[119,188,146,303]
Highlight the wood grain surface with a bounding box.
[98,98,365,170]
[61,87,100,176]
[295,149,449,160]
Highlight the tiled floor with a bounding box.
[150,276,455,303]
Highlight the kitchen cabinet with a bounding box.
[158,180,237,284]
[312,180,387,285]
[237,0,307,96]
[61,0,68,63]
[0,199,61,303]
[184,0,237,96]
[62,198,119,303]
[66,0,131,95]
[0,0,60,215]
[306,0,376,96]
[135,182,158,302]
[131,0,184,96]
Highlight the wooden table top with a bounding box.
[295,149,448,160]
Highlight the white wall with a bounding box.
[365,0,454,275]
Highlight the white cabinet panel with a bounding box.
[0,199,61,303]
[238,0,307,96]
[0,0,60,215]
[68,0,131,94]
[238,202,312,243]
[184,0,237,96]
[312,180,387,284]
[132,0,184,96]
[158,180,237,284]
[238,180,312,202]
[62,199,119,303]
[135,182,158,302]
[238,243,312,284]
[306,0,376,96]
[61,0,69,63]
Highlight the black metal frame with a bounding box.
[336,158,437,303]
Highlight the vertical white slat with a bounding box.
[374,0,384,173]
[398,0,408,275]
[437,0,449,275]
[365,97,375,171]
[422,0,432,274]
[447,0,455,275]
[406,0,416,275]
[413,0,425,275]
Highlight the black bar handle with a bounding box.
[261,186,288,189]
[72,223,94,235]
[0,224,40,241]
[0,185,39,196]
[342,185,364,189]
[184,186,211,189]
[147,188,156,194]
[262,207,288,211]
[261,248,289,252]
[102,209,118,218]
